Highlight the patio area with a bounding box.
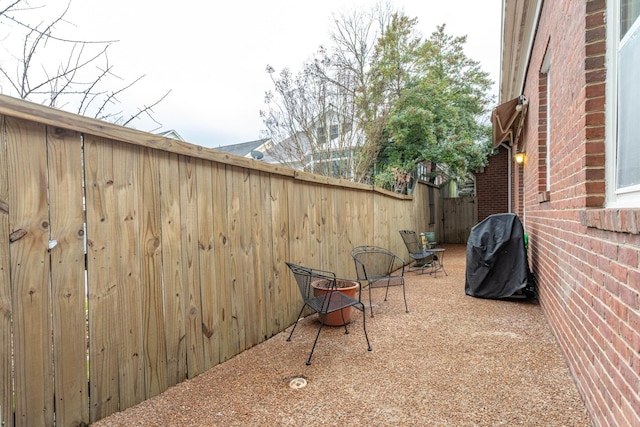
[93,244,591,426]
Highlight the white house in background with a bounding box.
[214,138,276,162]
[157,129,184,141]
[217,110,363,180]
[263,109,364,179]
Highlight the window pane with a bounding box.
[330,124,339,140]
[617,23,640,189]
[621,0,640,38]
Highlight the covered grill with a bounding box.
[465,213,535,299]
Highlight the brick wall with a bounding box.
[476,145,509,221]
[516,0,640,425]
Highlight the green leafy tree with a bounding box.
[262,6,493,189]
[378,24,494,185]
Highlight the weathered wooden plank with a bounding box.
[196,158,219,370]
[158,151,186,387]
[288,182,323,319]
[85,135,120,422]
[0,116,14,427]
[321,185,338,273]
[47,126,89,426]
[333,188,361,277]
[226,166,250,351]
[443,197,476,243]
[292,168,373,191]
[288,182,321,268]
[7,117,54,426]
[249,170,268,343]
[212,163,235,362]
[373,193,391,248]
[112,141,144,409]
[354,188,369,242]
[140,147,168,398]
[179,156,205,378]
[0,95,296,178]
[267,175,291,334]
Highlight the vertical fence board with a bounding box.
[443,197,477,243]
[320,186,336,272]
[196,158,219,370]
[336,188,349,268]
[289,183,321,267]
[227,166,249,351]
[212,163,234,362]
[411,184,429,234]
[250,170,268,343]
[0,116,13,427]
[7,118,54,426]
[373,194,390,247]
[351,190,373,248]
[334,188,358,276]
[48,127,89,426]
[179,156,205,378]
[140,147,168,398]
[286,182,320,321]
[158,151,186,387]
[239,169,257,350]
[267,175,290,336]
[85,135,120,421]
[113,142,145,409]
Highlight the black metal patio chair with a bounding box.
[399,230,447,276]
[285,262,371,365]
[351,245,409,317]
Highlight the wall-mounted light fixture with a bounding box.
[514,152,526,164]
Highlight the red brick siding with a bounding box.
[515,0,640,425]
[476,145,509,221]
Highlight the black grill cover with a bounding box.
[465,213,531,299]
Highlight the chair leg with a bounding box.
[360,303,372,352]
[368,285,374,317]
[287,305,307,342]
[341,311,350,335]
[439,255,448,276]
[401,280,409,313]
[306,321,326,365]
[432,259,447,277]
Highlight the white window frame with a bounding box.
[606,0,640,207]
[541,51,551,193]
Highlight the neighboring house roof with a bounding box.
[215,138,276,162]
[157,129,184,141]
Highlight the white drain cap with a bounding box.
[289,377,307,389]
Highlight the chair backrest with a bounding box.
[399,230,422,255]
[351,246,403,281]
[285,262,336,302]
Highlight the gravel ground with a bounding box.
[93,245,591,427]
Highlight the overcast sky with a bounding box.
[29,0,502,149]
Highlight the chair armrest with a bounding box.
[286,262,336,280]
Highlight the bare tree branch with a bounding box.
[122,89,171,128]
[0,0,168,130]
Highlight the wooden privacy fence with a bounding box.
[0,95,437,426]
[442,196,477,243]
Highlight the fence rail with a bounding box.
[0,95,437,426]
